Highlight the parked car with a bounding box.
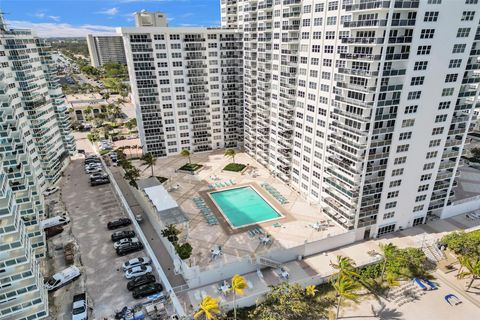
[45,266,81,291]
[122,256,151,271]
[40,215,70,229]
[125,265,153,279]
[43,187,59,196]
[116,242,144,256]
[114,237,139,250]
[111,230,136,242]
[90,178,110,186]
[86,167,103,174]
[45,225,64,239]
[107,218,132,230]
[84,164,102,171]
[90,172,108,180]
[127,274,156,291]
[132,283,163,299]
[72,293,88,320]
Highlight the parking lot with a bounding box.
[60,155,152,318]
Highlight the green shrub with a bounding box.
[441,230,480,255]
[175,242,193,260]
[223,163,246,172]
[179,163,203,172]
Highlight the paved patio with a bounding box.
[131,150,345,268]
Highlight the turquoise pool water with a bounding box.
[209,186,282,228]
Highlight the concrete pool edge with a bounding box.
[198,182,292,235]
[207,185,285,230]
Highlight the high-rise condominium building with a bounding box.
[221,0,480,238]
[119,23,244,156]
[86,34,127,67]
[0,15,75,320]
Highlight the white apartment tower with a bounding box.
[222,0,480,237]
[120,23,244,156]
[0,15,75,320]
[86,34,128,67]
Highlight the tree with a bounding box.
[330,256,360,281]
[379,243,397,280]
[161,224,180,243]
[332,274,361,319]
[230,274,247,320]
[124,167,140,189]
[194,295,221,320]
[123,145,132,159]
[125,118,137,131]
[141,152,157,177]
[471,147,480,160]
[175,242,193,260]
[305,285,318,298]
[224,148,236,164]
[180,149,192,164]
[457,255,480,291]
[248,282,334,320]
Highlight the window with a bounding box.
[313,32,322,39]
[449,59,462,68]
[387,191,399,198]
[452,44,466,53]
[383,212,395,219]
[397,144,409,152]
[420,174,432,181]
[424,11,439,22]
[407,91,421,100]
[418,184,429,192]
[414,61,428,71]
[390,180,402,187]
[429,139,441,147]
[457,28,471,38]
[378,224,396,236]
[445,74,458,83]
[328,1,338,10]
[427,0,442,3]
[461,11,475,21]
[416,195,427,202]
[420,29,435,39]
[438,101,451,110]
[303,5,311,13]
[399,132,412,140]
[413,205,424,212]
[417,45,431,55]
[432,127,444,135]
[315,3,324,12]
[435,114,447,122]
[314,18,323,26]
[303,19,311,27]
[442,88,454,96]
[392,168,404,176]
[394,156,407,165]
[405,105,418,114]
[169,34,180,40]
[402,119,415,127]
[327,16,337,25]
[385,201,397,209]
[410,77,425,86]
[426,151,438,159]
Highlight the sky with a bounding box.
[0,0,221,37]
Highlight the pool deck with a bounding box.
[131,149,345,268]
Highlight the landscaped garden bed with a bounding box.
[223,163,246,172]
[178,163,203,172]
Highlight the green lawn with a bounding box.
[179,163,203,172]
[223,163,246,172]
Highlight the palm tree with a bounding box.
[141,152,157,177]
[194,295,221,320]
[379,243,397,280]
[230,274,247,320]
[332,274,361,319]
[305,285,318,297]
[124,167,140,189]
[224,148,236,163]
[330,256,360,281]
[180,149,192,164]
[123,145,132,159]
[457,255,480,291]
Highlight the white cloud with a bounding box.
[97,7,119,16]
[34,11,46,19]
[7,20,116,38]
[49,16,61,22]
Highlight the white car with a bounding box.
[122,256,151,271]
[124,265,152,279]
[85,163,102,171]
[90,172,108,179]
[43,187,59,196]
[113,237,139,249]
[86,167,103,174]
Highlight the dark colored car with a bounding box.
[45,225,64,239]
[127,274,156,291]
[132,283,163,299]
[91,178,110,186]
[116,242,143,256]
[107,218,132,230]
[111,230,136,242]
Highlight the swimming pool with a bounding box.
[209,186,283,228]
